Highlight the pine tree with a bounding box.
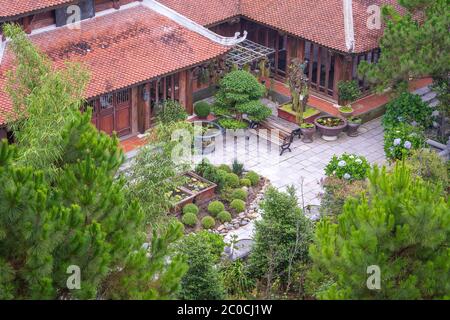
[308,164,450,299]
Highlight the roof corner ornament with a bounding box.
[343,0,355,53]
[143,0,247,46]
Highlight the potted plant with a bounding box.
[347,116,362,137]
[300,122,316,143]
[194,101,211,120]
[314,115,348,141]
[339,105,354,118]
[337,80,361,106]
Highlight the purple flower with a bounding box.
[393,138,401,146]
[404,141,412,150]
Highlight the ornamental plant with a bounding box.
[231,188,248,201]
[324,153,370,181]
[217,118,249,130]
[202,216,216,229]
[225,173,240,188]
[240,178,252,187]
[208,200,225,216]
[157,100,188,124]
[384,123,425,161]
[182,212,198,227]
[217,211,232,223]
[337,80,361,105]
[230,199,246,213]
[194,101,211,118]
[244,171,260,186]
[382,92,432,129]
[183,203,199,215]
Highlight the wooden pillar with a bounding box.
[131,87,139,135]
[297,39,305,62]
[22,15,33,34]
[179,69,193,114]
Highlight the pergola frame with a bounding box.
[226,39,275,68]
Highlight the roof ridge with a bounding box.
[142,0,247,46]
[343,0,355,52]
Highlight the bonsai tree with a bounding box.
[286,59,310,124]
[215,70,271,123]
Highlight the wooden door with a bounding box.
[114,89,131,136]
[98,93,114,135]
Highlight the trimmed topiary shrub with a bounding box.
[231,188,248,201]
[230,199,246,213]
[240,178,251,187]
[194,101,211,118]
[217,211,232,223]
[225,173,240,188]
[202,216,216,229]
[182,212,198,227]
[207,200,225,216]
[245,171,260,186]
[218,164,232,173]
[183,203,199,215]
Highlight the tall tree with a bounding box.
[0,24,187,299]
[308,164,450,299]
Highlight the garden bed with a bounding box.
[277,102,321,124]
[181,171,217,205]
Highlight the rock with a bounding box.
[217,225,225,232]
[233,223,240,229]
[240,220,249,226]
[238,212,245,218]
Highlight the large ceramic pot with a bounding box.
[193,120,224,154]
[300,126,316,143]
[314,116,348,141]
[347,121,361,137]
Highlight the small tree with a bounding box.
[337,80,361,106]
[286,59,310,124]
[308,163,450,299]
[215,70,270,122]
[176,232,225,300]
[248,186,313,297]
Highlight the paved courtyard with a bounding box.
[199,117,386,207]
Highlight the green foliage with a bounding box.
[194,101,211,118]
[324,153,370,181]
[157,100,188,124]
[177,233,225,300]
[0,27,187,300]
[232,159,244,176]
[240,178,252,187]
[207,201,225,216]
[230,199,246,213]
[220,260,255,299]
[217,211,232,223]
[319,177,368,221]
[182,212,198,227]
[217,118,249,130]
[406,148,448,192]
[231,188,248,201]
[358,0,449,93]
[218,164,232,173]
[215,70,269,122]
[201,216,216,230]
[245,171,260,186]
[225,173,240,188]
[3,24,90,175]
[183,203,199,216]
[384,123,426,160]
[337,80,361,105]
[195,231,225,261]
[338,105,353,113]
[309,164,450,299]
[382,92,432,129]
[249,187,314,295]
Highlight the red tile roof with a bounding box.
[0,0,75,19]
[0,5,230,125]
[159,0,403,53]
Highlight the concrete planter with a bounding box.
[277,103,320,124]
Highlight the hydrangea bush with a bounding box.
[324,153,370,181]
[384,124,425,160]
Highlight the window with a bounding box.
[100,93,113,109]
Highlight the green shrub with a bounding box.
[218,164,232,173]
[240,178,252,187]
[183,203,199,215]
[182,212,198,227]
[232,159,244,176]
[230,199,246,213]
[324,153,370,181]
[195,159,214,176]
[232,188,248,201]
[217,211,232,223]
[194,101,211,118]
[406,148,448,191]
[202,216,216,229]
[382,92,432,129]
[217,118,249,130]
[338,80,361,105]
[384,123,425,161]
[157,100,188,124]
[207,200,225,216]
[225,173,240,188]
[245,171,260,186]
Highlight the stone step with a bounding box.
[428,99,440,109]
[413,85,432,96]
[422,91,437,103]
